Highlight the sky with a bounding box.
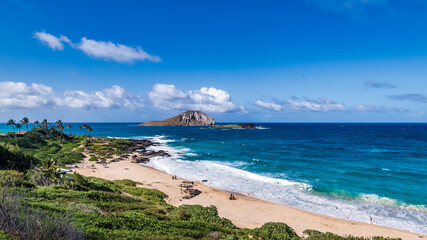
[0,0,427,122]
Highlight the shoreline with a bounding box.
[67,141,425,239]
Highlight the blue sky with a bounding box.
[0,0,426,122]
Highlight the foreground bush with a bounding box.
[0,188,85,240]
[0,143,39,171]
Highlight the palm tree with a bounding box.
[66,124,72,135]
[78,125,83,135]
[15,123,22,133]
[42,119,48,130]
[34,120,40,129]
[48,125,56,136]
[83,123,88,135]
[86,125,92,137]
[21,117,30,131]
[7,119,16,133]
[56,120,64,141]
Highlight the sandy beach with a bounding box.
[67,154,425,240]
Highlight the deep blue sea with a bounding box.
[1,123,426,234]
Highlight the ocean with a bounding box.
[1,122,426,234]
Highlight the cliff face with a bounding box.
[139,110,215,126]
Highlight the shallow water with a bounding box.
[1,122,426,234]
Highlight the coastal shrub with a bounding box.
[63,173,91,191]
[24,131,46,144]
[0,188,85,240]
[253,222,299,240]
[177,205,236,229]
[15,137,33,148]
[121,185,168,204]
[0,142,39,171]
[0,170,34,188]
[168,208,188,221]
[26,169,55,186]
[54,151,85,165]
[113,179,140,187]
[0,230,12,240]
[302,230,402,240]
[89,155,98,161]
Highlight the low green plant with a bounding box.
[88,155,98,161]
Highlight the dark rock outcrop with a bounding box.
[238,123,256,128]
[139,110,215,126]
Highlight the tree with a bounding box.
[7,119,16,133]
[42,119,48,130]
[78,125,82,135]
[34,120,40,129]
[66,124,72,135]
[15,123,22,133]
[55,120,64,141]
[20,117,30,131]
[82,124,87,135]
[86,125,92,137]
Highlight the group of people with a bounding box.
[229,194,236,200]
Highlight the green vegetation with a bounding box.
[0,122,402,240]
[85,138,132,160]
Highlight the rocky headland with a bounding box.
[139,110,215,126]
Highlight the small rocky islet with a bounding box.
[139,110,256,128]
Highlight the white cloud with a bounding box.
[33,31,68,51]
[254,100,282,111]
[34,31,160,63]
[354,104,409,113]
[75,37,161,63]
[254,97,347,112]
[287,98,347,112]
[148,84,242,113]
[355,104,386,112]
[0,81,143,110]
[0,81,56,108]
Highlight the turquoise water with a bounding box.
[1,123,426,234]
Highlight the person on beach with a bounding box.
[370,216,373,224]
[229,194,236,200]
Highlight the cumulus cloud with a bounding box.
[59,85,143,110]
[0,81,56,108]
[365,80,396,89]
[148,84,242,113]
[0,81,143,110]
[254,97,346,112]
[33,31,160,63]
[387,93,427,103]
[254,100,282,111]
